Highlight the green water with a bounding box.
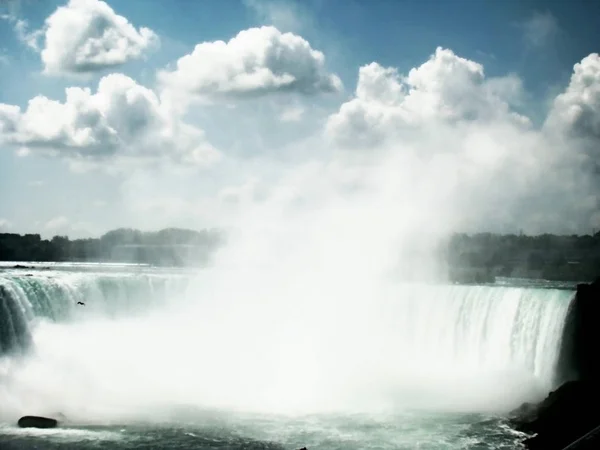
[0,411,527,449]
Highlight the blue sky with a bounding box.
[0,0,599,238]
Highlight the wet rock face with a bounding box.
[556,278,600,386]
[510,381,600,449]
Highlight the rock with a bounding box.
[17,415,59,429]
[510,381,600,449]
[555,277,600,385]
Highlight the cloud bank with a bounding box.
[546,53,600,145]
[1,0,599,242]
[327,47,529,149]
[0,74,218,169]
[207,45,599,277]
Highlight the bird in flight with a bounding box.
[76,301,85,306]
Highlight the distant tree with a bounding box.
[528,252,545,270]
[0,228,598,281]
[51,235,70,261]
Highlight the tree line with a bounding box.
[1,228,599,281]
[0,228,225,267]
[444,232,600,282]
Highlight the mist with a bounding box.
[115,49,600,250]
[0,47,597,426]
[0,274,570,424]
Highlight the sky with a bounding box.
[0,0,599,239]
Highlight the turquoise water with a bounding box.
[0,411,526,449]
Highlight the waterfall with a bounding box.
[0,270,191,356]
[0,267,575,419]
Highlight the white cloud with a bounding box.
[0,103,21,134]
[320,47,600,235]
[544,53,600,204]
[522,11,559,48]
[546,53,600,144]
[0,73,220,170]
[14,19,43,50]
[158,26,342,101]
[326,47,529,149]
[36,0,158,75]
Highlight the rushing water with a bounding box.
[0,263,575,449]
